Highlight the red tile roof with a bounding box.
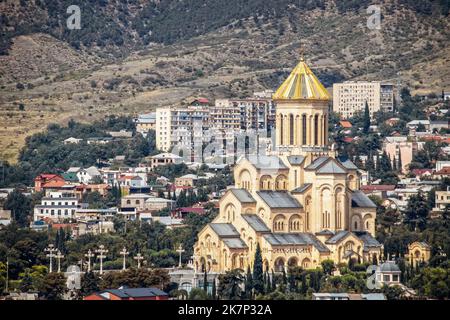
[412,169,433,176]
[340,120,352,128]
[434,167,450,175]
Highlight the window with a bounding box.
[314,115,319,145]
[302,115,307,145]
[289,114,294,145]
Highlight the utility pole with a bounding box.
[85,249,95,272]
[120,247,129,271]
[95,245,108,275]
[45,244,58,273]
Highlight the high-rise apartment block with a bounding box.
[333,81,394,119]
[155,97,275,153]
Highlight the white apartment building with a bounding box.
[156,107,172,152]
[34,191,85,222]
[156,97,275,154]
[333,81,394,119]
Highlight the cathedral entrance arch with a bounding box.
[288,257,298,267]
[274,257,285,272]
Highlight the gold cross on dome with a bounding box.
[299,45,305,61]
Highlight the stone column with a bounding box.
[276,114,281,146]
[318,115,323,147]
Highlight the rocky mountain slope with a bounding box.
[0,0,449,163]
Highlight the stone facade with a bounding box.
[193,56,383,273]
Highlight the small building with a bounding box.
[84,287,168,300]
[33,191,85,222]
[375,261,401,285]
[433,187,450,213]
[34,174,65,192]
[135,112,156,136]
[407,242,431,267]
[360,185,396,199]
[149,153,182,169]
[0,209,11,227]
[63,137,83,145]
[107,130,133,138]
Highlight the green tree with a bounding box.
[363,101,371,134]
[217,269,244,300]
[4,189,32,227]
[79,271,100,298]
[38,273,67,300]
[404,192,430,231]
[252,243,264,295]
[189,287,208,300]
[321,259,335,275]
[245,266,253,299]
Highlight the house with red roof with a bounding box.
[360,185,396,199]
[34,174,66,192]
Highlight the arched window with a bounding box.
[273,215,285,232]
[275,175,288,191]
[301,258,311,269]
[274,258,285,272]
[302,115,307,145]
[280,115,284,145]
[289,114,294,145]
[314,114,319,145]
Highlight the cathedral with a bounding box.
[193,55,383,273]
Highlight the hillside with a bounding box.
[0,0,449,163]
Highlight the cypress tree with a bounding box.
[203,266,208,293]
[398,151,403,173]
[271,270,276,292]
[245,266,253,299]
[363,101,371,134]
[392,155,397,171]
[288,269,296,292]
[252,243,264,295]
[212,278,217,300]
[301,272,307,294]
[265,271,271,293]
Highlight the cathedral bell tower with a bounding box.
[273,53,334,162]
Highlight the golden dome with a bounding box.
[273,57,330,101]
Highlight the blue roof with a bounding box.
[305,156,330,170]
[337,156,358,170]
[291,183,312,194]
[316,160,347,174]
[325,230,352,244]
[355,231,382,248]
[223,238,247,249]
[256,191,302,208]
[287,155,306,165]
[210,223,240,238]
[106,287,167,298]
[241,214,271,232]
[247,155,288,170]
[229,189,256,203]
[263,233,330,253]
[352,190,377,208]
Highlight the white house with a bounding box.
[33,191,85,222]
[76,166,102,184]
[375,261,401,285]
[64,137,83,144]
